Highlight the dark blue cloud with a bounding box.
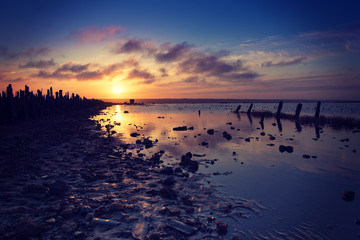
[127,69,155,81]
[19,59,55,69]
[57,63,90,73]
[262,57,307,67]
[0,46,52,59]
[155,42,191,62]
[179,55,243,76]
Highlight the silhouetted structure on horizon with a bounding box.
[0,84,107,124]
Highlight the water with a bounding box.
[92,103,360,239]
[104,100,360,118]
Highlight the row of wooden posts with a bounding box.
[235,100,322,119]
[0,84,105,124]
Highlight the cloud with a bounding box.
[114,38,144,53]
[155,42,191,62]
[31,70,72,80]
[103,58,139,75]
[127,69,155,82]
[68,25,125,43]
[56,62,90,73]
[224,72,260,82]
[159,67,169,77]
[112,38,156,55]
[183,76,199,83]
[298,22,360,40]
[30,58,142,81]
[179,55,243,76]
[75,71,103,81]
[261,56,307,67]
[19,59,56,69]
[0,46,52,59]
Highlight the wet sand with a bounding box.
[0,106,264,240]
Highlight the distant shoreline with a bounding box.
[102,98,360,104]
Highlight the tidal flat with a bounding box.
[0,103,359,239]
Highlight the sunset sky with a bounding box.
[1,0,360,100]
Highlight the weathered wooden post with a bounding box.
[295,103,302,118]
[247,103,253,114]
[276,117,283,132]
[235,105,241,113]
[276,101,283,118]
[259,115,264,130]
[315,101,321,119]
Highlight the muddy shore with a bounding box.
[0,106,263,240]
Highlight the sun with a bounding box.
[112,86,125,95]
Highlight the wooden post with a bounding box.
[295,103,302,118]
[235,105,241,113]
[276,101,283,118]
[247,103,253,114]
[315,101,321,118]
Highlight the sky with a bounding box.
[0,0,360,100]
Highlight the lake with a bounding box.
[92,103,360,239]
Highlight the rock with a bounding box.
[161,177,175,186]
[46,218,56,224]
[216,220,228,235]
[131,132,140,137]
[226,122,232,125]
[260,132,265,136]
[223,131,232,141]
[124,110,129,113]
[268,135,276,140]
[74,231,86,239]
[132,221,148,240]
[279,145,293,153]
[302,154,311,159]
[244,138,250,142]
[180,152,198,172]
[62,221,78,234]
[167,219,197,235]
[188,127,194,130]
[201,141,209,146]
[207,129,215,135]
[343,191,355,201]
[160,187,177,199]
[148,232,164,240]
[49,180,68,196]
[16,220,44,240]
[167,207,181,215]
[143,138,153,148]
[160,167,174,175]
[232,234,243,240]
[173,126,188,131]
[92,217,120,226]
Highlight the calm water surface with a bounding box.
[93,104,360,239]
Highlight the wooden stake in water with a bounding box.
[276,101,283,118]
[315,101,321,119]
[247,103,253,114]
[295,103,302,118]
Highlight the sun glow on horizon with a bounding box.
[112,85,125,95]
